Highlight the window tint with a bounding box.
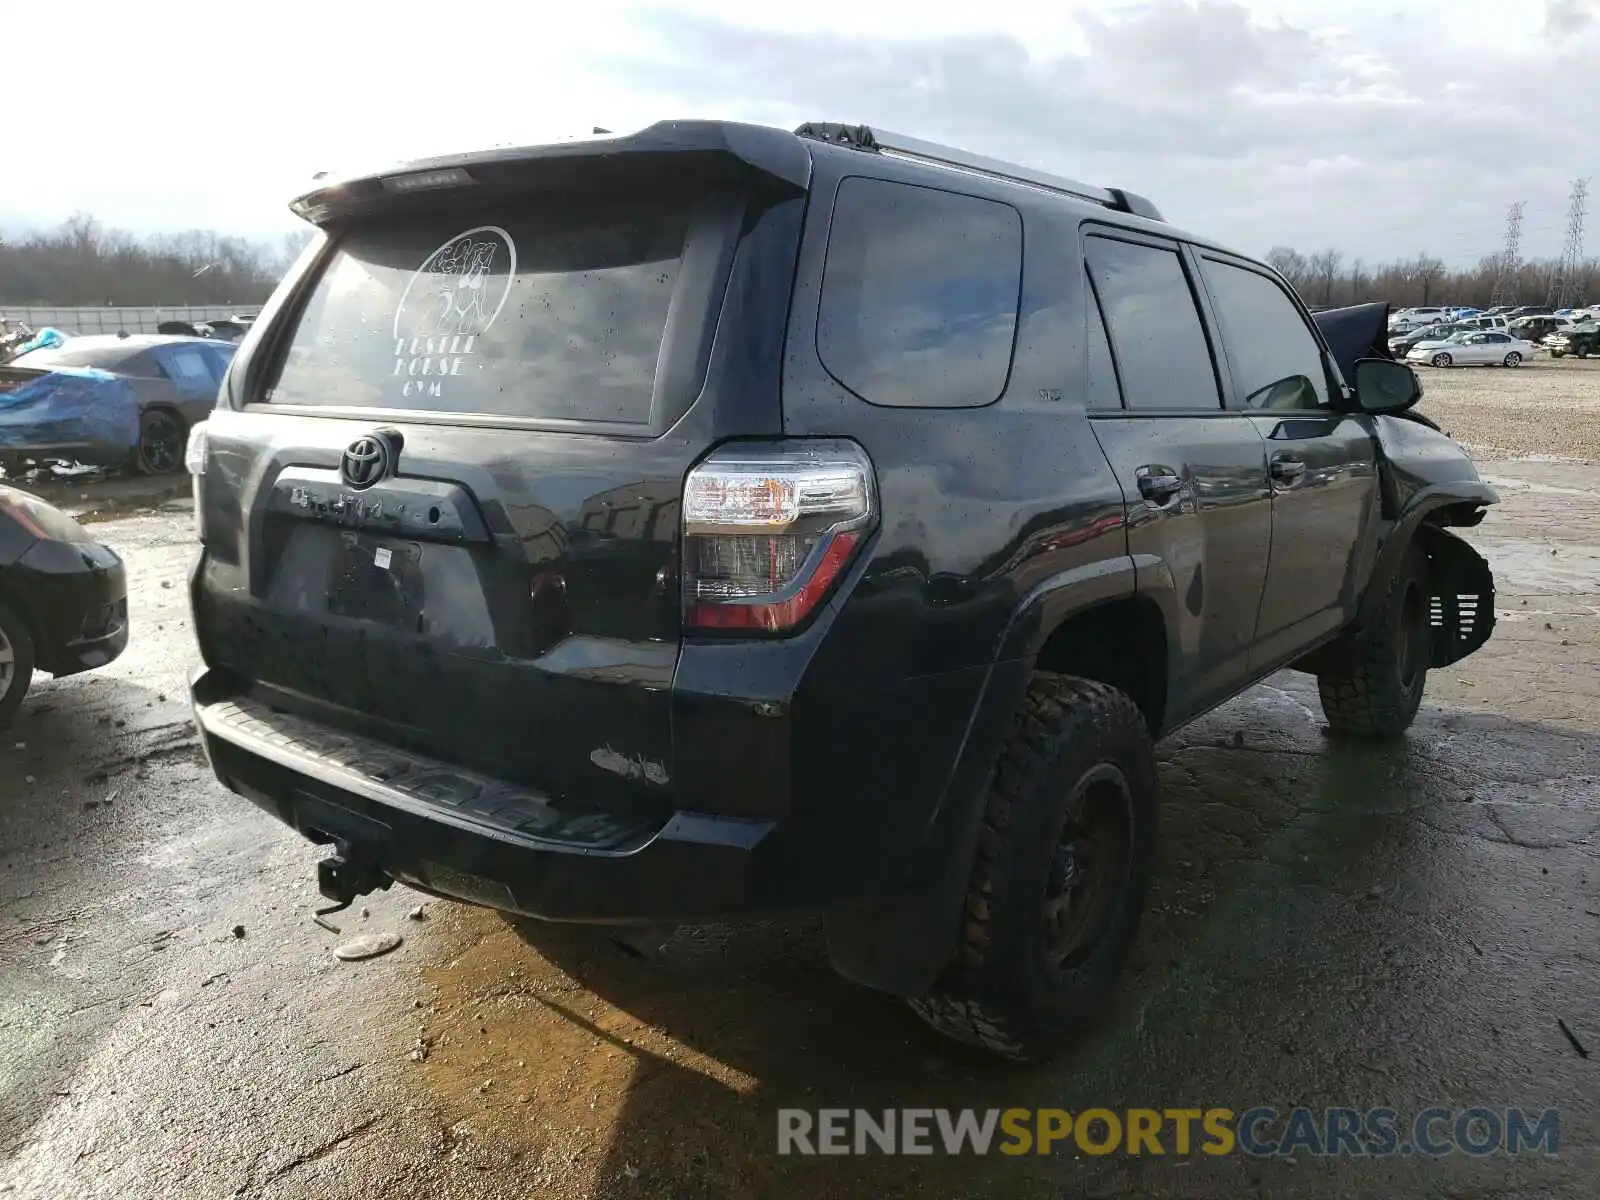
[818,178,1021,408]
[1485,333,1509,343]
[115,350,168,378]
[1085,237,1219,411]
[162,346,215,384]
[265,196,701,423]
[1085,284,1122,410]
[1198,257,1329,411]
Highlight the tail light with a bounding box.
[682,439,877,633]
[186,422,209,540]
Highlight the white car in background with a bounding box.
[1390,306,1455,332]
[1406,330,1538,368]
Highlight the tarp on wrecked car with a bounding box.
[0,368,140,459]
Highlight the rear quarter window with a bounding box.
[260,197,708,425]
[817,177,1022,408]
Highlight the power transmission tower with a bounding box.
[1546,178,1590,308]
[1490,201,1525,306]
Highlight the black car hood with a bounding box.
[1314,302,1393,379]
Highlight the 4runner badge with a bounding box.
[391,225,517,401]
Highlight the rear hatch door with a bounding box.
[195,129,808,811]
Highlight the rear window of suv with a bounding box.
[817,177,1022,408]
[261,197,702,424]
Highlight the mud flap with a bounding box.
[1423,528,1495,667]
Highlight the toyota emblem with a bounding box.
[341,436,391,489]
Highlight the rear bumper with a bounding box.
[191,662,1001,924]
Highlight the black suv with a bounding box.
[187,121,1498,1060]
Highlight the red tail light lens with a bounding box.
[682,440,877,633]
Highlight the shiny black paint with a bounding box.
[196,184,806,815]
[191,122,1499,996]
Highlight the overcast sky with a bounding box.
[6,0,1597,265]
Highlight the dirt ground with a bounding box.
[1416,354,1600,459]
[2,368,1599,1198]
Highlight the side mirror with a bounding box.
[1353,357,1422,414]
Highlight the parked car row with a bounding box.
[1388,303,1600,335]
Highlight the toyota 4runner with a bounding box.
[186,120,1498,1061]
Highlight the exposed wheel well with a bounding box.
[141,403,188,433]
[1032,596,1168,735]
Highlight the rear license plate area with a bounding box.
[327,531,426,629]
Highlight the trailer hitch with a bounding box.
[313,849,393,933]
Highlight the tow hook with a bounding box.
[313,849,393,932]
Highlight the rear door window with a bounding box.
[817,178,1022,408]
[262,197,707,425]
[159,345,218,391]
[1085,236,1221,412]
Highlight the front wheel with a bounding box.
[1318,544,1429,738]
[0,599,36,728]
[1503,352,1523,367]
[1551,350,1566,359]
[908,674,1158,1062]
[1431,352,1453,367]
[135,408,186,475]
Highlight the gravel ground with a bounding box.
[1416,355,1600,460]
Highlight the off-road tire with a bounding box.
[0,598,36,728]
[909,673,1158,1062]
[1318,543,1429,738]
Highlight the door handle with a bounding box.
[1270,455,1306,485]
[1136,465,1184,505]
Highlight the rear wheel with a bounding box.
[1318,543,1429,738]
[0,599,36,728]
[1579,346,1591,360]
[909,674,1158,1062]
[135,409,186,475]
[1503,352,1523,367]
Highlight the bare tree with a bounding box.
[0,215,292,306]
[1346,258,1365,304]
[1307,248,1344,305]
[1265,246,1309,289]
[1409,254,1447,305]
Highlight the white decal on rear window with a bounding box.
[391,225,517,401]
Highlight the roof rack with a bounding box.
[793,122,1163,222]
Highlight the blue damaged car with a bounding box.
[0,334,235,476]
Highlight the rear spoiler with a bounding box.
[289,121,814,225]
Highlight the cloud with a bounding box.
[1544,0,1597,36]
[601,0,1600,264]
[8,0,1598,269]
